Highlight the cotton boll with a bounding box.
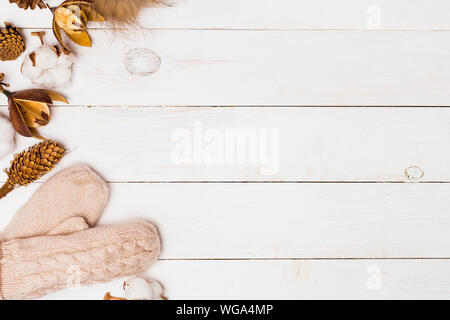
[57,54,73,69]
[32,70,54,87]
[21,45,73,89]
[0,116,15,160]
[49,68,72,88]
[124,278,165,300]
[34,46,59,70]
[108,277,166,300]
[21,56,43,79]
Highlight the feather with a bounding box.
[91,0,167,25]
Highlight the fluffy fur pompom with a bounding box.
[92,0,167,25]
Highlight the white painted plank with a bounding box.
[3,0,450,30]
[2,183,449,259]
[40,259,450,300]
[1,107,448,182]
[2,30,450,106]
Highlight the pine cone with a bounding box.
[0,22,26,61]
[0,140,65,199]
[8,0,46,10]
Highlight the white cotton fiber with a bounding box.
[22,45,74,89]
[109,277,165,300]
[34,46,58,70]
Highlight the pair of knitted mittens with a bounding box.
[0,165,161,300]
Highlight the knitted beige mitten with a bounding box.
[0,220,161,300]
[0,165,109,241]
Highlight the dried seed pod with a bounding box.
[0,22,26,61]
[0,140,66,200]
[51,1,105,53]
[0,73,68,139]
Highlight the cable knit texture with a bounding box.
[0,221,161,300]
[0,165,161,300]
[0,165,109,242]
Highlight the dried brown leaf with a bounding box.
[8,97,33,138]
[43,90,68,104]
[64,29,92,47]
[29,127,46,140]
[13,98,50,128]
[53,17,71,54]
[11,89,52,104]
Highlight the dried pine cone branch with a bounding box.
[9,0,46,10]
[0,140,65,199]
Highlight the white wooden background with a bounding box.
[1,0,450,299]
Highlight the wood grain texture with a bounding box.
[2,0,450,300]
[4,0,450,30]
[2,183,449,259]
[2,30,450,106]
[40,259,450,300]
[1,107,448,182]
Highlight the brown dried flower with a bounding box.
[0,73,68,139]
[51,1,105,53]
